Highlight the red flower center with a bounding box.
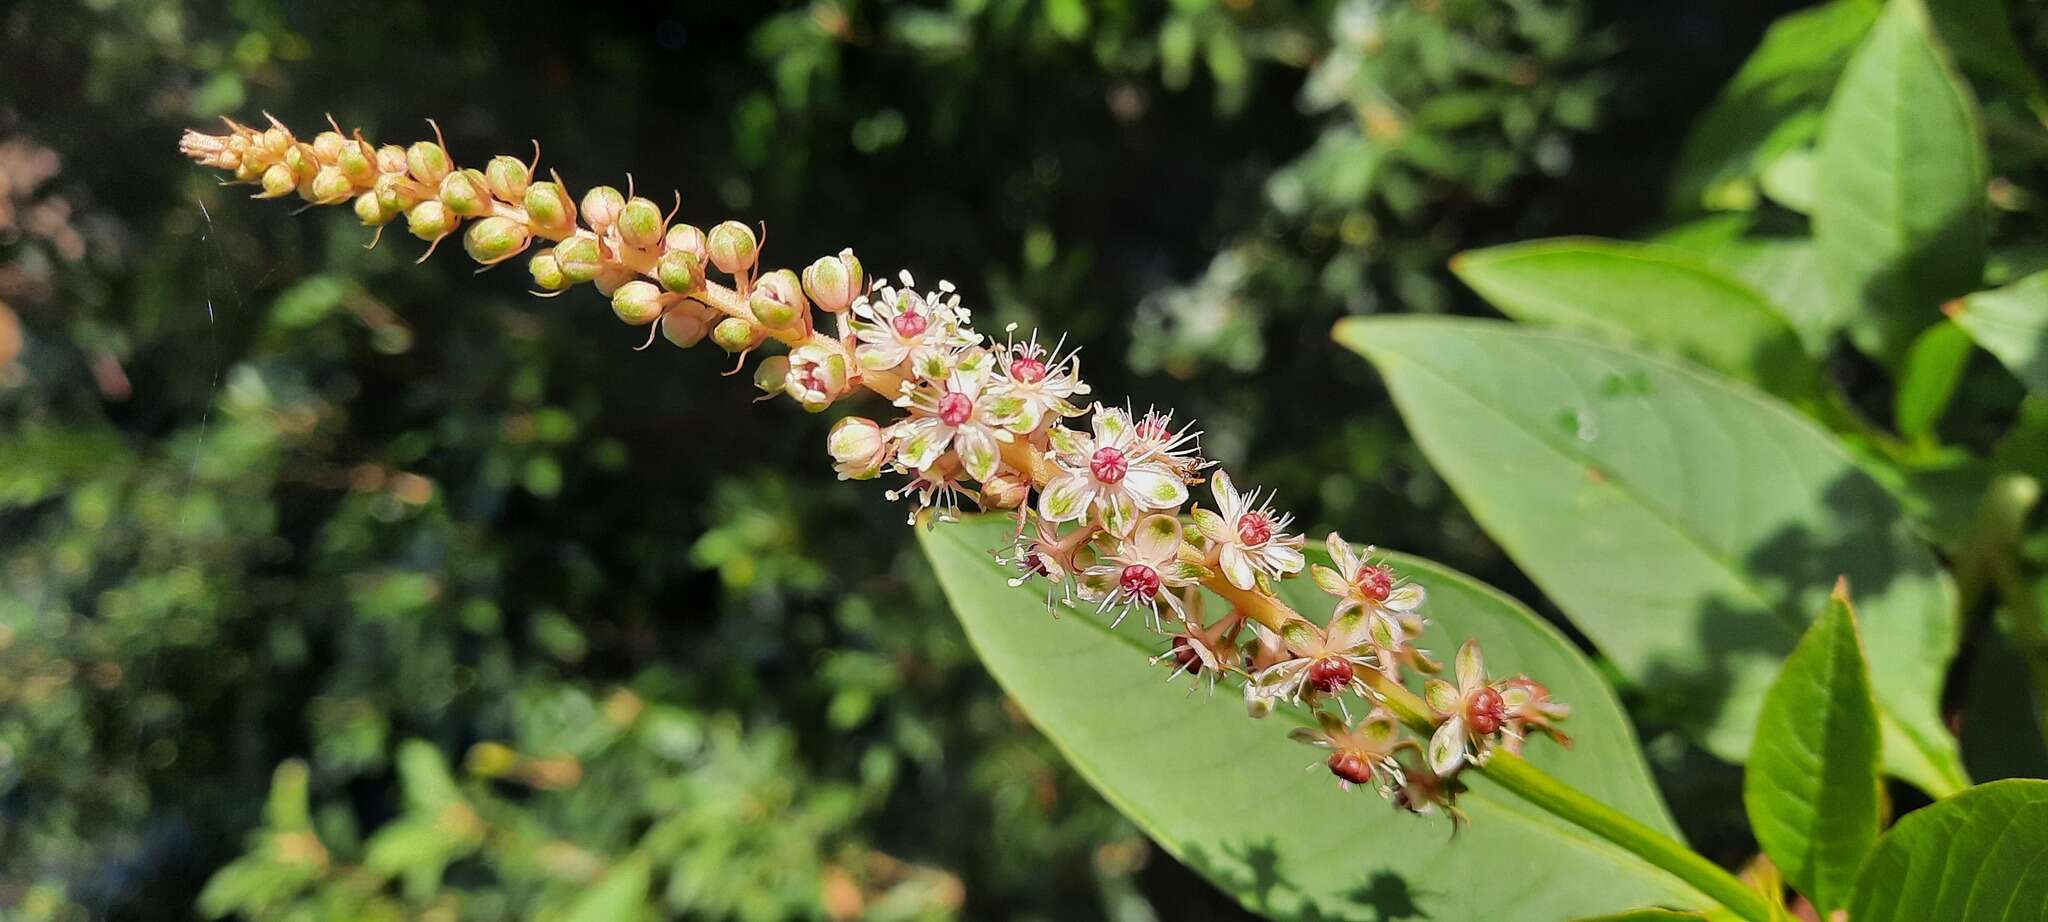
[1354,565,1393,602]
[891,310,928,338]
[1118,563,1161,599]
[1467,686,1507,736]
[937,391,974,426]
[1090,447,1128,483]
[1308,656,1354,694]
[1236,512,1273,547]
[1009,356,1047,384]
[1169,636,1203,675]
[1327,751,1375,785]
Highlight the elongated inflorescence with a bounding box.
[182,114,1572,821]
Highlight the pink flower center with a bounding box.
[1327,751,1374,785]
[1236,512,1273,547]
[1090,447,1128,483]
[1354,565,1393,602]
[1308,656,1354,694]
[1118,563,1161,599]
[1467,686,1507,735]
[937,391,974,426]
[1135,417,1169,442]
[891,310,928,338]
[1010,356,1047,384]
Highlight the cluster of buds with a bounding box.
[182,114,1571,822]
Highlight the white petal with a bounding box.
[1261,543,1305,576]
[1221,544,1257,591]
[1326,532,1358,578]
[1132,513,1184,563]
[1385,583,1426,612]
[1191,508,1230,543]
[1423,678,1461,716]
[955,426,1000,483]
[1091,405,1131,445]
[1456,639,1485,691]
[858,341,910,371]
[1428,718,1468,776]
[1037,473,1092,523]
[1121,466,1188,511]
[1211,470,1242,520]
[894,419,951,471]
[1311,564,1349,597]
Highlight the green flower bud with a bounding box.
[484,155,531,202]
[752,355,792,394]
[786,339,853,412]
[827,416,887,475]
[707,220,758,276]
[980,470,1031,509]
[522,182,576,237]
[309,165,355,204]
[338,142,376,186]
[258,126,291,158]
[353,190,397,227]
[405,200,455,242]
[802,250,863,312]
[376,144,409,174]
[553,235,602,284]
[374,172,420,214]
[406,140,452,185]
[711,316,761,353]
[528,252,567,292]
[462,216,531,265]
[312,130,349,161]
[235,160,265,183]
[656,249,702,294]
[749,268,805,329]
[611,280,666,326]
[439,169,491,218]
[616,197,665,250]
[282,143,320,183]
[665,224,708,264]
[661,310,708,348]
[580,185,625,233]
[259,162,297,198]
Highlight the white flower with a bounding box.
[1191,470,1305,590]
[991,334,1089,434]
[850,271,980,374]
[1311,534,1432,678]
[1037,405,1189,533]
[890,348,1017,482]
[1423,640,1506,776]
[1078,513,1207,629]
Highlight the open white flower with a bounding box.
[991,334,1089,434]
[1423,640,1506,775]
[1078,513,1207,629]
[1037,405,1188,534]
[850,271,979,373]
[890,348,1017,482]
[1192,470,1305,590]
[1311,533,1433,679]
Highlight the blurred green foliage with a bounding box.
[0,0,1907,919]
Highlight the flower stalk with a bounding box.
[182,113,1764,919]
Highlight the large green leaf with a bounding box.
[1669,0,1878,211]
[1743,584,1881,915]
[1451,238,1815,397]
[1951,270,2048,393]
[1813,0,1988,367]
[919,517,1710,920]
[1334,317,1965,796]
[1653,215,1833,352]
[1848,779,2048,921]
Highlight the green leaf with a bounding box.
[1669,0,1878,211]
[263,759,314,833]
[562,853,652,922]
[1451,238,1816,398]
[1813,0,1988,367]
[1743,583,1882,915]
[1573,911,1708,922]
[1927,0,2048,100]
[1893,319,1975,442]
[919,517,1711,920]
[1950,270,2048,393]
[1848,779,2048,921]
[1653,215,1833,352]
[1334,317,1965,796]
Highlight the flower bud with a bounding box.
[802,250,864,312]
[438,168,491,218]
[354,191,398,227]
[616,197,665,250]
[711,316,762,353]
[374,172,420,214]
[462,216,531,265]
[484,155,530,202]
[749,268,805,329]
[593,266,636,297]
[376,144,408,174]
[522,182,576,237]
[337,142,376,186]
[405,200,455,242]
[312,130,349,161]
[661,310,708,348]
[786,339,853,412]
[406,140,452,185]
[259,162,297,198]
[309,165,355,204]
[553,235,602,284]
[258,125,292,159]
[234,160,265,183]
[282,143,320,184]
[656,249,702,294]
[610,280,666,326]
[827,416,889,480]
[665,224,708,264]
[980,470,1030,509]
[580,185,625,234]
[528,252,567,292]
[707,220,758,276]
[752,355,792,394]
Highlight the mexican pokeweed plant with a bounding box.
[177,0,2048,918]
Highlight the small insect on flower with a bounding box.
[1312,534,1437,680]
[1130,407,1207,481]
[1038,405,1189,535]
[1079,514,1208,629]
[1192,470,1305,591]
[1423,640,1508,775]
[1290,710,1411,796]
